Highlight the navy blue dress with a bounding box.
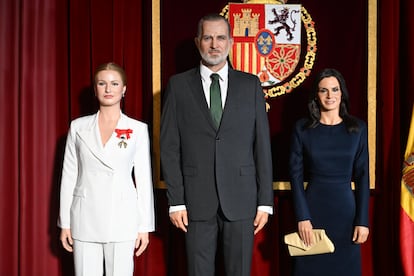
[289,118,370,276]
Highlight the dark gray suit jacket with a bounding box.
[160,66,273,221]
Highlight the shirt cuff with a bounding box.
[258,205,273,215]
[169,205,186,213]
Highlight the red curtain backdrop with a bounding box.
[375,0,401,275]
[0,0,413,275]
[0,0,154,275]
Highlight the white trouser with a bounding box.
[73,239,135,276]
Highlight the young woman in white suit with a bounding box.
[59,62,155,276]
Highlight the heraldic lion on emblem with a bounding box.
[268,7,298,41]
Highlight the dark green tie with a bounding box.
[210,73,222,128]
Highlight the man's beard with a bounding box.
[200,48,229,66]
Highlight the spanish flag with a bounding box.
[400,104,414,275]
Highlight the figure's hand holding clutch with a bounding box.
[298,220,314,246]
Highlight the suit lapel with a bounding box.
[77,112,114,170]
[188,68,218,130]
[218,69,238,131]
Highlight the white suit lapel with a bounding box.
[76,112,114,170]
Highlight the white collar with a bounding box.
[200,62,228,82]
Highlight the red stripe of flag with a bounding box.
[400,206,414,275]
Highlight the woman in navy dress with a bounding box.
[289,68,370,275]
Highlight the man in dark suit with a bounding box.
[160,13,274,276]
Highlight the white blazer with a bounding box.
[58,111,155,242]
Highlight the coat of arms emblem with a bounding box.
[222,0,317,103]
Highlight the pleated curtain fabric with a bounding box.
[210,73,222,128]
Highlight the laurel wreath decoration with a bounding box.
[221,2,317,99]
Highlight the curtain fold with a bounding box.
[0,1,20,275]
[373,0,401,275]
[400,0,414,138]
[18,0,67,274]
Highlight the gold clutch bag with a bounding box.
[284,229,335,256]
